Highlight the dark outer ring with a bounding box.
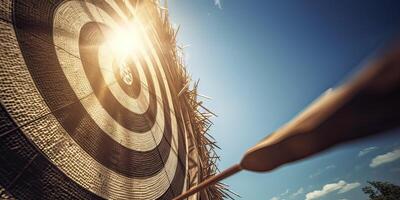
[0,103,104,200]
[0,102,186,200]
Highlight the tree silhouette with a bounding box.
[362,181,400,200]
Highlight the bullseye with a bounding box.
[119,62,133,85]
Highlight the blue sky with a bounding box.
[167,1,400,199]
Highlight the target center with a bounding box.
[119,63,133,85]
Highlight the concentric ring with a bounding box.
[0,0,190,199]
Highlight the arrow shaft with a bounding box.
[173,164,242,200]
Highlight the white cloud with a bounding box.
[325,165,336,170]
[291,187,304,197]
[306,180,346,200]
[305,180,360,200]
[272,187,304,200]
[280,189,289,196]
[309,165,336,179]
[338,182,361,194]
[269,189,289,200]
[309,172,322,179]
[358,146,378,157]
[370,149,400,168]
[214,0,222,9]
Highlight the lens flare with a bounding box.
[104,20,145,85]
[106,20,144,61]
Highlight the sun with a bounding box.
[105,19,145,62]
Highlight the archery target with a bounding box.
[0,0,193,199]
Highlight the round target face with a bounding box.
[0,0,196,199]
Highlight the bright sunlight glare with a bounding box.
[104,19,145,86]
[106,20,144,62]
